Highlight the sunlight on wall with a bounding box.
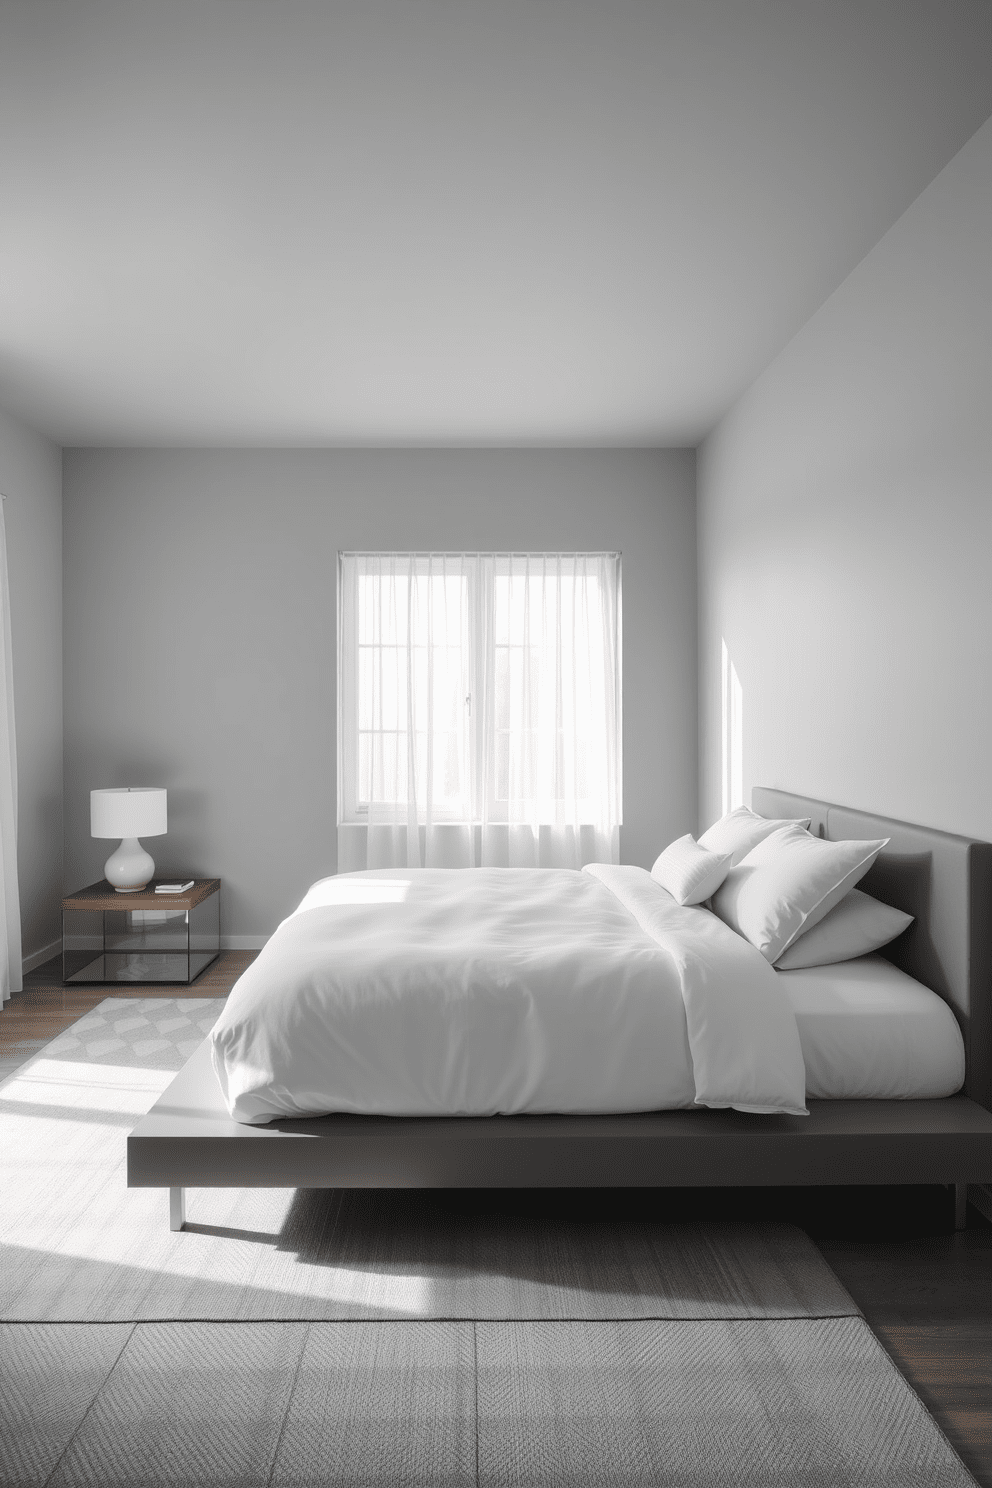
[721,639,743,817]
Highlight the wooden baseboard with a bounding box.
[22,939,61,976]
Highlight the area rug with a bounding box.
[0,1000,977,1485]
[2,1317,976,1487]
[0,996,862,1324]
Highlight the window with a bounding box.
[338,552,621,868]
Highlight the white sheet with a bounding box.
[210,866,808,1124]
[780,955,965,1099]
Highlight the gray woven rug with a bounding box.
[0,1000,976,1485]
[1,998,857,1323]
[1,1318,975,1486]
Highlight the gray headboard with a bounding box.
[752,788,992,1112]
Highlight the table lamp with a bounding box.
[91,787,168,892]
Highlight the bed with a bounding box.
[127,788,992,1229]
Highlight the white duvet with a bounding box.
[210,866,808,1125]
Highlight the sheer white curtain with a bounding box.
[351,551,475,870]
[337,552,621,871]
[0,499,21,1004]
[481,553,621,867]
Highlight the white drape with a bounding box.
[338,552,621,871]
[0,500,21,1004]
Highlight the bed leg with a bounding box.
[953,1183,968,1231]
[169,1187,186,1232]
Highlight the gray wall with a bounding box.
[0,404,63,964]
[63,448,697,940]
[697,117,992,842]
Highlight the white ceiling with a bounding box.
[1,0,990,447]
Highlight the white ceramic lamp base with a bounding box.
[104,836,156,893]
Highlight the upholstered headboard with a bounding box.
[751,788,992,1111]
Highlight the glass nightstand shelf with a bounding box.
[62,879,221,986]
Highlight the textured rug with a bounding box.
[1,998,857,1323]
[1,1319,976,1486]
[0,999,977,1485]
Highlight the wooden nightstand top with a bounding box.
[63,879,220,912]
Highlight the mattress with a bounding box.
[780,954,965,1100]
[210,869,964,1124]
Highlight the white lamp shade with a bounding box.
[91,787,167,839]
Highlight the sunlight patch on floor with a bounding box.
[0,1059,172,1115]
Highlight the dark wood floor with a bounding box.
[708,1185,990,1487]
[825,1252,991,1484]
[2,954,990,1485]
[0,950,256,1080]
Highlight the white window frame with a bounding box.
[337,551,621,829]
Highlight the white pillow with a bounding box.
[710,823,889,963]
[774,888,913,970]
[651,835,732,906]
[698,806,812,865]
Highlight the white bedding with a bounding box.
[210,866,808,1125]
[780,955,965,1099]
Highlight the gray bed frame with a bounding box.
[128,788,992,1231]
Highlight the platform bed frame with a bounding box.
[128,789,992,1230]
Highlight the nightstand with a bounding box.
[62,879,221,986]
